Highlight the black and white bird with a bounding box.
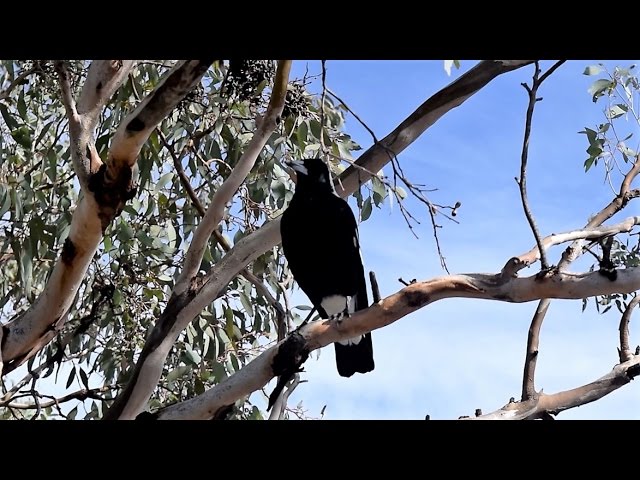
[280,157,374,378]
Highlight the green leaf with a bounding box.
[0,104,19,130]
[184,344,202,365]
[67,406,78,420]
[583,65,604,76]
[296,120,308,150]
[166,365,190,384]
[360,197,372,222]
[79,368,89,389]
[211,361,227,382]
[579,128,598,145]
[66,366,76,389]
[584,156,597,172]
[155,172,174,193]
[239,291,254,317]
[606,104,627,119]
[17,89,27,119]
[113,288,123,307]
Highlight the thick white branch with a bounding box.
[56,61,135,188]
[516,215,640,269]
[2,195,103,370]
[109,60,213,168]
[156,267,640,419]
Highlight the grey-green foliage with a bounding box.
[581,63,640,317]
[0,60,391,419]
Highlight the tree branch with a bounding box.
[4,385,114,410]
[511,216,640,275]
[267,373,302,420]
[619,295,640,362]
[519,153,640,401]
[109,60,214,169]
[475,354,640,420]
[0,63,37,102]
[154,265,640,419]
[54,61,80,125]
[516,61,563,272]
[177,60,291,291]
[335,60,535,197]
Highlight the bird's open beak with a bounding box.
[285,160,308,175]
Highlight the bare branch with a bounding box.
[4,385,115,410]
[516,61,566,272]
[0,63,37,102]
[560,156,640,269]
[268,373,302,420]
[76,60,136,129]
[177,60,292,292]
[476,354,640,420]
[619,295,640,362]
[155,266,640,419]
[521,298,550,400]
[335,60,535,196]
[54,61,80,125]
[506,216,640,276]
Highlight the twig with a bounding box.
[0,63,38,102]
[54,61,80,125]
[319,60,328,159]
[516,61,566,272]
[619,295,640,362]
[327,88,379,142]
[5,385,115,410]
[268,373,302,420]
[518,60,566,401]
[156,128,286,338]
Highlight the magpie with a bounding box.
[280,157,374,377]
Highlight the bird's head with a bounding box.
[285,158,334,193]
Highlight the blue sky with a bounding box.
[258,60,640,419]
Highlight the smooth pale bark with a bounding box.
[1,60,213,374]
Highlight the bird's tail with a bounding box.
[334,274,374,377]
[334,332,374,377]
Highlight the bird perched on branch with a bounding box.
[280,157,374,377]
